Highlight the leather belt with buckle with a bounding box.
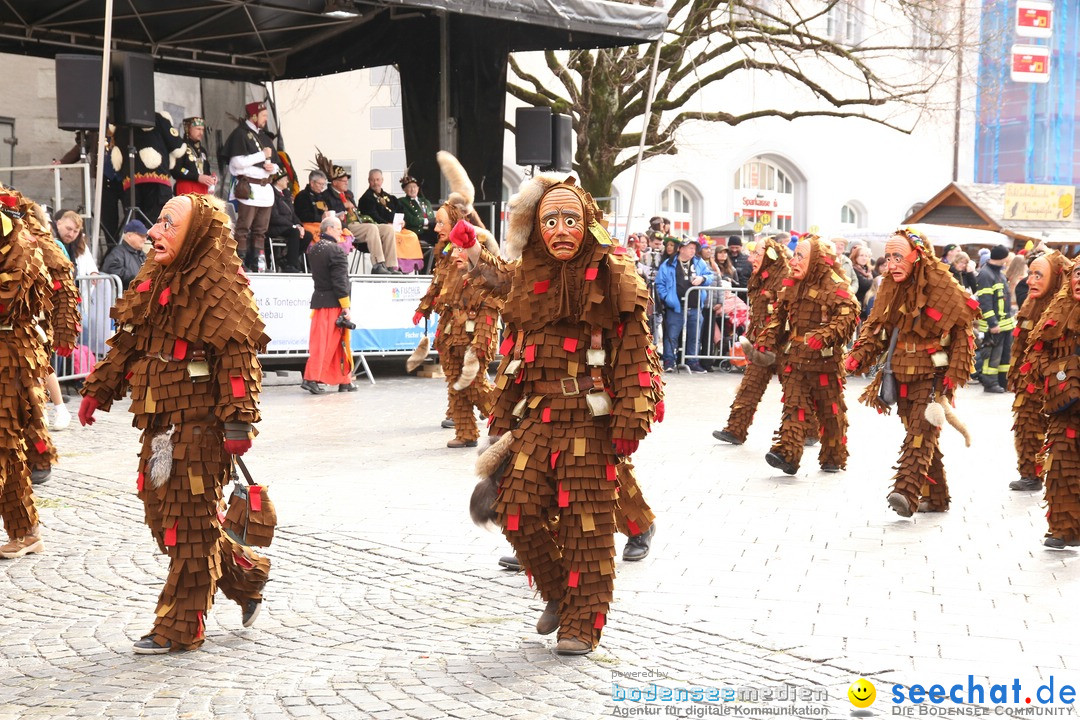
[530,376,596,397]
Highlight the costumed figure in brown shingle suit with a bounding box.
[408,152,498,436]
[457,174,663,655]
[844,228,978,518]
[0,189,51,560]
[1006,249,1071,492]
[713,235,801,445]
[1025,258,1080,548]
[13,192,81,485]
[78,194,271,653]
[755,234,858,475]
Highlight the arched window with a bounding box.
[659,182,702,236]
[733,158,800,231]
[839,201,867,229]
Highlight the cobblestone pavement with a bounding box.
[1,365,1078,719]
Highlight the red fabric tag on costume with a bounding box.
[249,486,262,512]
[638,371,652,387]
[924,307,942,321]
[158,287,171,305]
[136,278,152,292]
[566,571,580,588]
[822,255,834,266]
[197,611,204,638]
[164,522,177,546]
[613,246,627,255]
[230,376,246,398]
[606,464,617,481]
[797,408,805,422]
[524,345,536,362]
[782,278,795,287]
[819,374,829,386]
[542,407,552,423]
[533,280,550,294]
[1013,327,1021,337]
[617,323,625,338]
[52,279,62,291]
[841,435,848,445]
[1034,341,1044,351]
[485,315,493,325]
[924,473,937,486]
[0,195,16,208]
[832,402,839,415]
[966,297,979,310]
[233,550,254,570]
[626,520,640,536]
[836,288,850,299]
[137,472,145,492]
[173,338,188,360]
[761,271,769,279]
[594,613,606,629]
[585,268,598,281]
[1068,428,1077,440]
[507,513,520,531]
[558,482,569,508]
[1045,319,1058,327]
[1020,361,1032,374]
[499,337,513,355]
[563,337,578,353]
[550,450,560,469]
[125,371,133,380]
[1026,382,1036,393]
[784,365,792,374]
[900,383,908,398]
[34,440,47,454]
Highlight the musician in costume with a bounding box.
[756,234,858,475]
[1007,250,1071,492]
[457,175,663,655]
[172,116,217,196]
[845,228,978,517]
[1025,259,1080,548]
[78,194,271,653]
[0,189,51,559]
[223,101,278,271]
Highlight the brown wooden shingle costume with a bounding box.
[1027,263,1080,546]
[16,194,81,474]
[1008,251,1071,487]
[846,228,978,516]
[466,176,662,654]
[720,236,799,444]
[759,235,858,472]
[0,190,50,546]
[81,195,271,651]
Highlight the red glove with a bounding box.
[450,219,476,249]
[613,438,638,456]
[806,334,823,350]
[224,439,252,456]
[844,355,860,373]
[78,395,99,426]
[55,345,74,358]
[412,311,424,326]
[654,400,665,424]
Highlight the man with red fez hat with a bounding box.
[223,101,278,272]
[79,194,272,653]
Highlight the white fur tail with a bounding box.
[148,428,175,488]
[453,347,481,391]
[406,334,430,372]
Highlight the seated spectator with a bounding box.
[338,166,399,275]
[101,220,148,289]
[268,172,312,273]
[294,170,332,225]
[398,173,436,271]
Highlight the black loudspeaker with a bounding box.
[111,52,155,128]
[55,54,104,131]
[515,107,552,166]
[548,113,572,172]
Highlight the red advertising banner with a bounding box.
[1010,44,1051,83]
[1016,0,1053,38]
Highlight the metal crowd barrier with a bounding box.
[54,273,124,382]
[677,285,750,370]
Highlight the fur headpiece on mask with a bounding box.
[504,174,603,261]
[436,151,476,228]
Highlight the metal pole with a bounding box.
[624,39,663,238]
[91,0,114,258]
[951,0,966,182]
[438,11,454,198]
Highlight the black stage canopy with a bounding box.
[0,0,664,237]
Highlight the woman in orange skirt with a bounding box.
[302,216,355,393]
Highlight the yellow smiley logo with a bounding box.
[848,678,876,708]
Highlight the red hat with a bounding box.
[245,101,266,117]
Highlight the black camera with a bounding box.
[335,312,356,330]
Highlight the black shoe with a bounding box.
[821,463,841,473]
[1044,536,1067,549]
[622,523,656,562]
[370,262,391,275]
[712,429,743,445]
[281,264,302,274]
[30,468,51,485]
[440,418,455,429]
[804,437,819,447]
[301,380,326,395]
[132,635,171,655]
[982,384,1005,394]
[765,451,797,475]
[242,599,261,628]
[388,267,404,275]
[1010,477,1042,491]
[498,554,521,571]
[338,383,358,392]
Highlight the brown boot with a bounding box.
[536,600,559,635]
[887,492,914,518]
[554,637,593,656]
[447,438,478,448]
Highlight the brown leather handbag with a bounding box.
[222,456,277,547]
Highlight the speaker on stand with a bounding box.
[110,52,157,229]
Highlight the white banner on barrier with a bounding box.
[248,274,437,354]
